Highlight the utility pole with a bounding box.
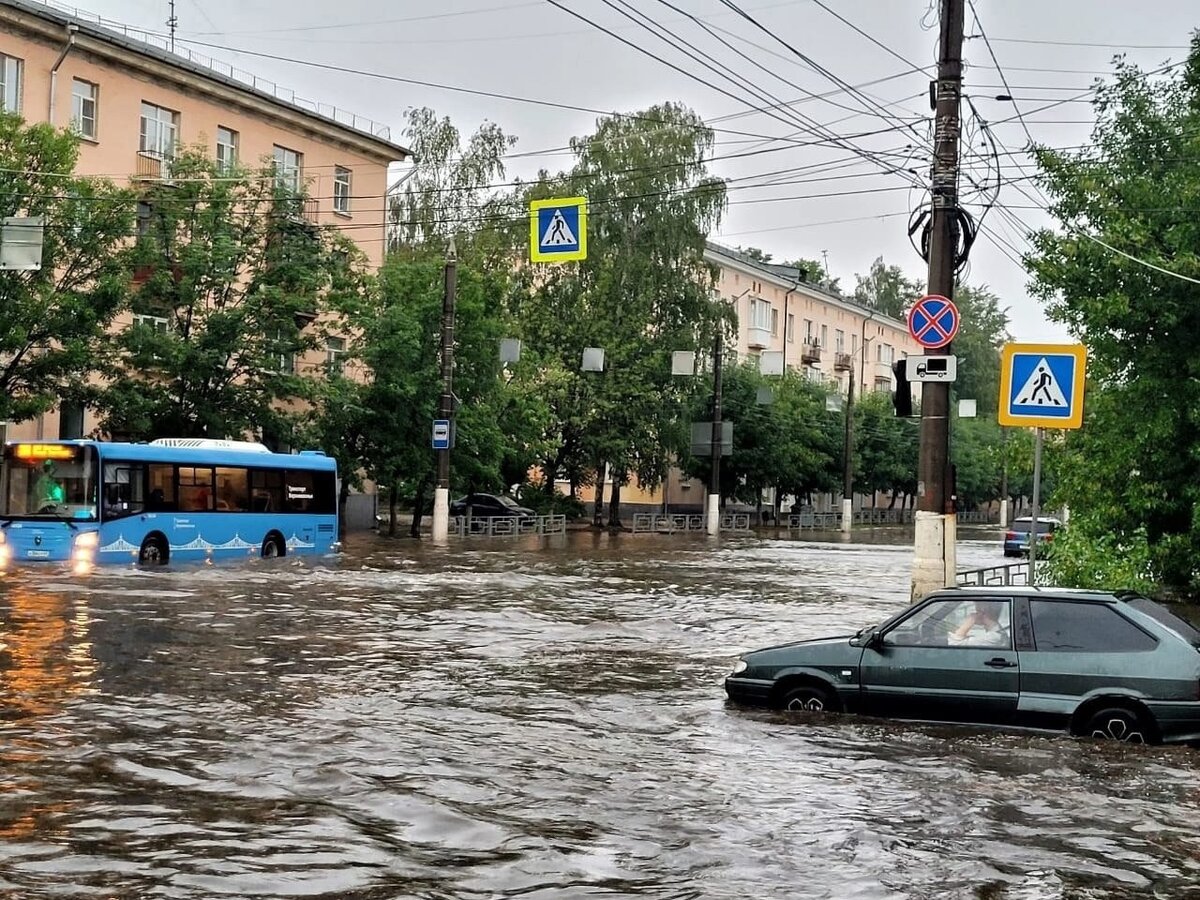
[431,238,458,543]
[912,0,964,601]
[841,366,855,535]
[999,429,1009,528]
[167,0,178,52]
[706,329,724,537]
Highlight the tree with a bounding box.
[95,149,368,441]
[783,257,840,293]
[951,281,1009,416]
[853,256,922,318]
[0,113,134,426]
[1027,37,1200,593]
[520,102,728,526]
[388,107,516,252]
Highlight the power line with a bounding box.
[809,0,933,77]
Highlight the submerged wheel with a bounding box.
[1083,706,1153,744]
[779,684,835,713]
[261,534,286,559]
[138,534,168,566]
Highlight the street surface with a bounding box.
[0,530,1196,898]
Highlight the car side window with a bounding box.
[1029,600,1157,652]
[883,599,1011,649]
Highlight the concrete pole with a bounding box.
[1028,427,1044,584]
[431,239,458,543]
[911,0,964,601]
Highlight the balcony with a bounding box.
[274,194,320,226]
[747,326,771,349]
[134,150,174,182]
[801,339,821,364]
[833,351,852,372]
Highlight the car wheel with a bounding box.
[1084,706,1152,744]
[780,684,835,713]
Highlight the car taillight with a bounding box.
[1005,531,1017,541]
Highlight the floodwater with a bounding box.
[0,529,1198,899]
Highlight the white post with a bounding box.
[706,493,720,536]
[999,498,1009,529]
[840,497,853,535]
[432,487,450,543]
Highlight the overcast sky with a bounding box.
[74,0,1199,340]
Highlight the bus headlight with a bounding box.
[73,532,99,560]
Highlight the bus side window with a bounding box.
[215,467,249,512]
[284,471,316,512]
[147,464,177,512]
[102,463,147,519]
[250,469,283,512]
[178,466,215,512]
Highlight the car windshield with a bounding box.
[1012,519,1055,534]
[498,495,521,509]
[1127,596,1200,649]
[0,443,98,522]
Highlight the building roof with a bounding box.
[0,0,409,162]
[705,240,910,331]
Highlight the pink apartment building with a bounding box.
[0,0,408,443]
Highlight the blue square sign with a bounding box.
[998,343,1087,429]
[530,197,586,262]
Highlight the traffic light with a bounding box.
[893,359,914,417]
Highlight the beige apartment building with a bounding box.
[575,242,924,514]
[0,0,408,444]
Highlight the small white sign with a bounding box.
[958,399,977,418]
[908,355,957,383]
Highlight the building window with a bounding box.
[273,145,303,193]
[139,102,179,157]
[835,329,845,353]
[132,313,170,333]
[0,55,22,113]
[749,298,771,331]
[852,333,859,355]
[804,319,813,340]
[878,343,894,364]
[770,308,779,337]
[71,79,97,139]
[333,166,351,214]
[820,324,828,348]
[270,329,296,374]
[325,336,346,372]
[216,126,238,172]
[786,313,795,343]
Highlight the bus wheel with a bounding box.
[138,534,169,566]
[261,533,286,559]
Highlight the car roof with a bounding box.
[1012,516,1061,523]
[932,586,1118,602]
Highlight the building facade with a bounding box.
[0,0,407,452]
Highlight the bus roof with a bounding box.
[7,440,337,472]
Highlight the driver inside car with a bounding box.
[947,600,1009,647]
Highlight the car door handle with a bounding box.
[984,657,1018,668]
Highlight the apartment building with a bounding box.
[706,242,923,394]
[0,0,408,445]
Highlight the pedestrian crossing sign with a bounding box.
[530,196,587,262]
[998,342,1087,429]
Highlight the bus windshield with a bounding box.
[1,443,98,522]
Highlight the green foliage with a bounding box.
[1027,38,1200,593]
[783,257,840,293]
[855,391,918,500]
[95,148,367,441]
[1043,518,1158,595]
[852,256,921,318]
[951,282,1009,415]
[0,113,135,424]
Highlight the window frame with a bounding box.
[216,126,239,172]
[273,144,304,193]
[139,101,179,157]
[333,166,352,215]
[0,54,23,113]
[882,597,1013,651]
[325,336,346,372]
[71,78,98,139]
[132,313,170,334]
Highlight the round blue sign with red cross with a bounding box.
[907,294,960,350]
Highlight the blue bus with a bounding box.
[0,439,338,569]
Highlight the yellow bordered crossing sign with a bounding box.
[530,196,586,263]
[997,342,1087,429]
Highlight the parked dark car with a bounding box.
[725,587,1200,745]
[1003,516,1061,557]
[449,493,535,519]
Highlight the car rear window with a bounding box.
[1127,597,1200,649]
[1011,520,1055,534]
[1030,600,1157,652]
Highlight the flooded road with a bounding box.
[0,530,1198,899]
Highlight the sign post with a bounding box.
[998,343,1088,583]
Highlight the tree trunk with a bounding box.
[410,474,430,538]
[607,476,622,529]
[592,458,606,528]
[388,480,399,537]
[888,491,898,509]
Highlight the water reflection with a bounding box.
[0,534,1194,898]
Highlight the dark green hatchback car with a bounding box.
[726,588,1200,745]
